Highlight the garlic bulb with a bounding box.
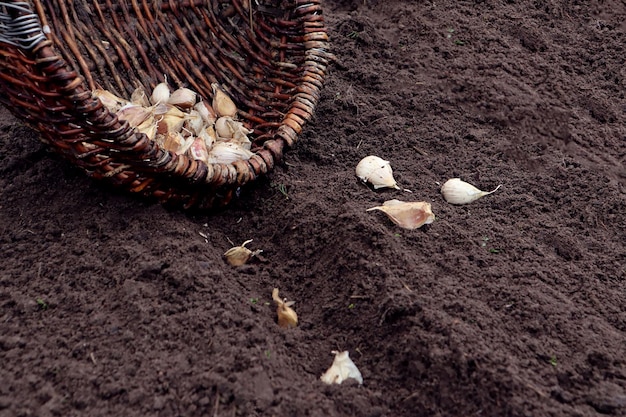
[441,178,501,205]
[355,155,400,190]
[223,239,262,266]
[367,199,435,230]
[320,351,363,385]
[272,288,298,328]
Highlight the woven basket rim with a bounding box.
[0,0,333,209]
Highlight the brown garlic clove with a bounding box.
[367,199,435,230]
[272,288,298,328]
[223,239,262,266]
[212,83,238,118]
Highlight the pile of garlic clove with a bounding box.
[92,81,254,165]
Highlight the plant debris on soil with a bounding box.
[1,1,625,416]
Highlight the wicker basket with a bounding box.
[0,0,331,209]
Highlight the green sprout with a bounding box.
[36,298,48,310]
[549,356,557,367]
[348,303,356,309]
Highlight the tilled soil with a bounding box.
[1,1,625,416]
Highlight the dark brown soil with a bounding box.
[2,1,626,416]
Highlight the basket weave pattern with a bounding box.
[0,0,331,209]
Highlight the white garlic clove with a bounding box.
[194,100,217,126]
[168,87,197,109]
[355,155,401,190]
[320,351,363,385]
[272,288,298,328]
[223,239,262,266]
[367,199,435,230]
[441,178,502,205]
[212,83,238,118]
[215,116,235,139]
[151,81,171,105]
[207,142,254,164]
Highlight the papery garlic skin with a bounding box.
[367,200,435,230]
[320,351,363,385]
[441,178,501,205]
[355,155,400,190]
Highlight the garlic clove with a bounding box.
[151,81,171,105]
[130,86,150,107]
[116,103,153,127]
[320,351,363,385]
[355,155,401,190]
[184,109,205,136]
[441,178,502,205]
[215,116,235,139]
[272,288,298,328]
[207,142,254,164]
[367,199,435,230]
[198,126,217,149]
[187,136,209,164]
[162,131,188,154]
[223,239,262,266]
[93,88,128,112]
[156,106,187,134]
[194,100,217,126]
[168,87,197,109]
[231,129,252,150]
[136,115,158,141]
[212,83,238,118]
